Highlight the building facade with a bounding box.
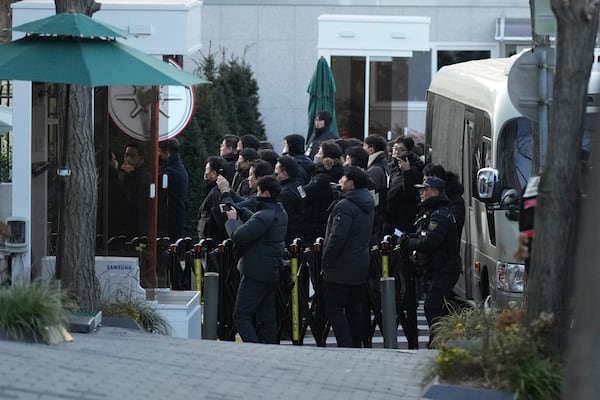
[200,0,532,145]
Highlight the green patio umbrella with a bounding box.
[0,36,205,86]
[12,11,129,38]
[0,12,208,290]
[307,57,338,142]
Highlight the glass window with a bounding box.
[437,50,491,70]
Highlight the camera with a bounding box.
[219,203,233,213]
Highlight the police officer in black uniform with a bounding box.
[400,176,461,347]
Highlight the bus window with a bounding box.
[498,118,532,194]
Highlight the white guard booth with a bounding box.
[9,0,203,339]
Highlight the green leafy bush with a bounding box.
[0,283,68,342]
[99,300,171,335]
[430,304,562,399]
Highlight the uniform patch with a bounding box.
[427,221,438,231]
[334,215,342,222]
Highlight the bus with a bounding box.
[425,51,599,308]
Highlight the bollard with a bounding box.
[193,243,203,303]
[290,239,301,343]
[380,235,392,278]
[380,277,398,349]
[202,272,219,340]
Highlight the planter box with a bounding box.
[150,289,201,340]
[422,377,514,400]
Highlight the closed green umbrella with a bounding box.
[307,57,337,142]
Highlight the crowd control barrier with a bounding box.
[82,232,420,347]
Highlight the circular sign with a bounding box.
[108,59,194,141]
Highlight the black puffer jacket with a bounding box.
[407,194,460,275]
[302,160,344,243]
[385,152,424,234]
[225,198,288,283]
[322,187,375,285]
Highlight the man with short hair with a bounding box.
[119,142,150,237]
[237,134,261,152]
[224,175,288,344]
[232,148,259,196]
[274,155,305,244]
[400,176,461,348]
[218,159,274,212]
[283,134,314,185]
[385,136,425,235]
[322,166,375,348]
[363,134,390,245]
[197,156,228,243]
[220,134,239,185]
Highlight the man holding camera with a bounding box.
[224,176,288,344]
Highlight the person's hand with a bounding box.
[397,156,410,171]
[216,175,230,192]
[120,163,134,173]
[225,208,238,220]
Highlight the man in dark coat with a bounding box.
[119,143,150,238]
[400,176,461,347]
[224,176,288,344]
[219,134,239,185]
[385,136,424,235]
[283,134,314,185]
[364,134,390,245]
[305,110,338,161]
[197,156,228,243]
[274,155,305,245]
[322,166,375,347]
[158,138,188,241]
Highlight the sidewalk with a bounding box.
[0,327,438,400]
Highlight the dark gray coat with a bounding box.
[322,187,375,285]
[225,198,288,283]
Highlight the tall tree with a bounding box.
[527,0,599,358]
[54,0,102,309]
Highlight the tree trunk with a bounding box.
[564,90,600,399]
[527,0,599,359]
[54,0,101,309]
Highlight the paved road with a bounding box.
[0,327,437,400]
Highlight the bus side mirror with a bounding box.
[477,167,498,199]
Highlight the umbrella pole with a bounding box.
[146,86,159,293]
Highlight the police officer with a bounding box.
[400,176,461,347]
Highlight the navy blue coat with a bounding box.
[322,187,375,285]
[225,198,288,283]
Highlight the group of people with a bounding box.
[96,138,189,241]
[94,110,464,347]
[198,110,466,348]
